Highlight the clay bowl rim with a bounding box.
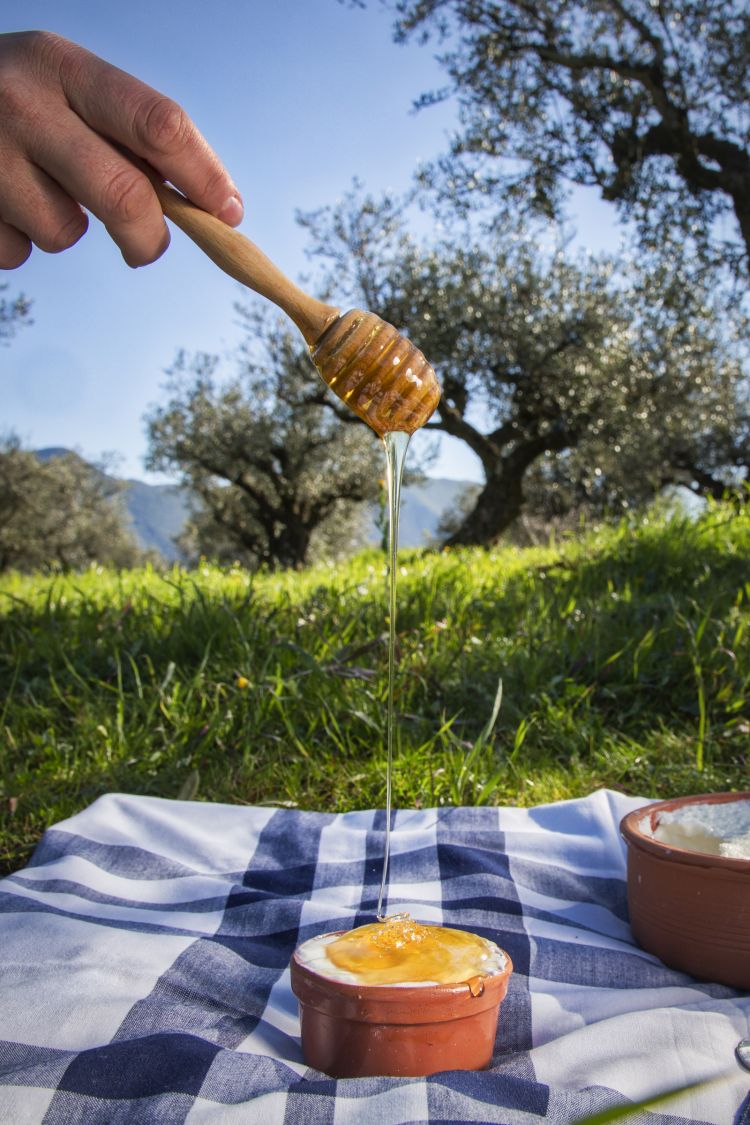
[290,931,513,1012]
[620,791,750,873]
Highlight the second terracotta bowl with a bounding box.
[290,936,513,1078]
[620,792,750,989]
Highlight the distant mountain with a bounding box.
[120,479,192,562]
[367,477,479,549]
[35,449,476,560]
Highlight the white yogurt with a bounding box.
[642,798,750,859]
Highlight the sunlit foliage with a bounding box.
[394,0,750,281]
[300,185,749,544]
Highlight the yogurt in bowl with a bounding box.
[290,913,513,1077]
[620,792,750,989]
[643,797,750,859]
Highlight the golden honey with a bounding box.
[296,914,507,988]
[311,309,441,437]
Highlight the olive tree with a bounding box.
[392,0,750,281]
[524,262,750,520]
[300,186,750,542]
[145,310,383,570]
[0,440,144,572]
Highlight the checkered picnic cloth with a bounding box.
[0,790,747,1124]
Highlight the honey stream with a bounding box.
[376,431,410,920]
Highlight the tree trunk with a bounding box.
[444,472,524,547]
[271,516,312,570]
[443,424,574,547]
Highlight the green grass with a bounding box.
[1,501,749,874]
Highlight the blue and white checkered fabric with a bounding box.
[0,790,747,1124]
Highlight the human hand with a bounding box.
[0,30,243,269]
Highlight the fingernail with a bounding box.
[217,194,244,226]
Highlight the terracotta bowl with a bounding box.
[290,934,513,1078]
[620,792,750,989]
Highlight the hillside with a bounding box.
[2,504,748,875]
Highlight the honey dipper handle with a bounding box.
[152,181,339,346]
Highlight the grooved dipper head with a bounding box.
[311,309,441,437]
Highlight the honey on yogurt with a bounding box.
[294,913,507,989]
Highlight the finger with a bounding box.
[0,217,31,270]
[20,105,170,267]
[57,41,243,225]
[0,154,88,256]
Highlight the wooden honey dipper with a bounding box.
[152,180,441,436]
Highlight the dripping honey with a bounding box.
[376,431,409,918]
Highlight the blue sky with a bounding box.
[3,0,622,484]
